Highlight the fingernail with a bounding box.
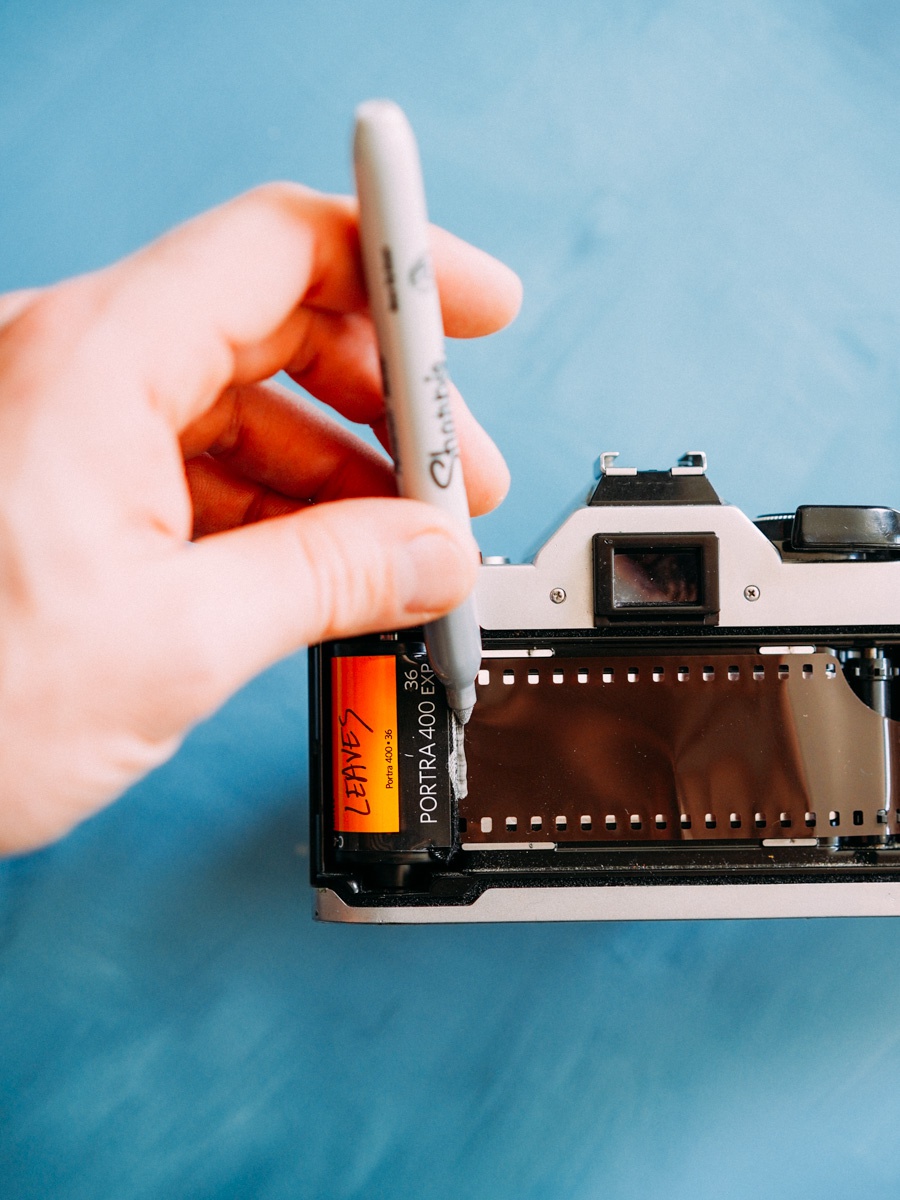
[402,529,477,615]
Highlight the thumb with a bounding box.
[161,497,479,722]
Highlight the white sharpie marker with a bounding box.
[354,99,481,723]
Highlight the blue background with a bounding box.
[3,1,900,1196]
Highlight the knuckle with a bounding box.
[237,181,320,231]
[292,521,345,638]
[293,516,392,641]
[5,280,96,355]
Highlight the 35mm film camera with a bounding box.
[310,453,900,922]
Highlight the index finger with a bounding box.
[44,185,521,432]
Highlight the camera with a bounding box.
[309,452,900,922]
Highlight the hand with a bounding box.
[0,184,521,854]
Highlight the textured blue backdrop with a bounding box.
[3,2,900,1197]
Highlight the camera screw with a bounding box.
[550,588,567,604]
[743,584,761,602]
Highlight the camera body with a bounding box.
[309,453,900,922]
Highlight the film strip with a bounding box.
[459,651,900,844]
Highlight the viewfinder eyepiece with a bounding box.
[593,533,719,624]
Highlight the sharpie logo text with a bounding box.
[426,360,459,489]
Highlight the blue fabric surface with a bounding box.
[3,2,900,1196]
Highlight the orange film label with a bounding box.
[332,656,400,834]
